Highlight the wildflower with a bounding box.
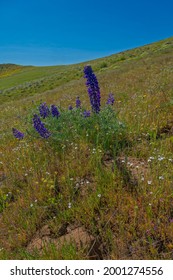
[76,96,81,108]
[12,128,24,140]
[106,93,115,105]
[158,156,165,161]
[33,114,51,138]
[50,104,60,118]
[147,180,152,185]
[84,65,101,113]
[68,202,72,208]
[148,156,155,162]
[68,105,73,110]
[39,102,50,118]
[83,110,91,118]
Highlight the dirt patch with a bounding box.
[157,120,173,138]
[102,151,114,171]
[116,156,149,186]
[74,175,96,197]
[27,224,95,254]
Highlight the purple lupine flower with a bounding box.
[83,110,91,118]
[84,65,101,113]
[106,93,115,105]
[76,96,81,108]
[12,128,24,140]
[39,102,50,118]
[68,105,73,110]
[33,114,51,138]
[51,105,60,118]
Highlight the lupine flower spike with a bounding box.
[106,93,115,105]
[39,102,50,118]
[12,128,24,140]
[84,65,101,113]
[68,105,73,110]
[51,105,60,118]
[83,110,91,118]
[76,96,81,108]
[33,114,51,138]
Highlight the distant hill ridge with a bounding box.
[0,36,173,103]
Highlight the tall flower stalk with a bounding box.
[106,93,115,105]
[84,65,101,113]
[39,102,50,118]
[33,114,51,138]
[51,105,60,118]
[76,96,81,108]
[12,128,24,140]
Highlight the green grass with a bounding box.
[0,36,173,260]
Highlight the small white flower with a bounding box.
[68,202,72,208]
[159,176,164,180]
[147,180,152,185]
[97,194,101,198]
[30,203,33,207]
[150,156,155,160]
[158,156,165,161]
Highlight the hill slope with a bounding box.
[0,37,173,260]
[0,36,173,103]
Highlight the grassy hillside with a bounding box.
[0,37,173,260]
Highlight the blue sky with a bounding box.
[0,0,173,66]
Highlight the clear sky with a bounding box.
[0,0,173,66]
